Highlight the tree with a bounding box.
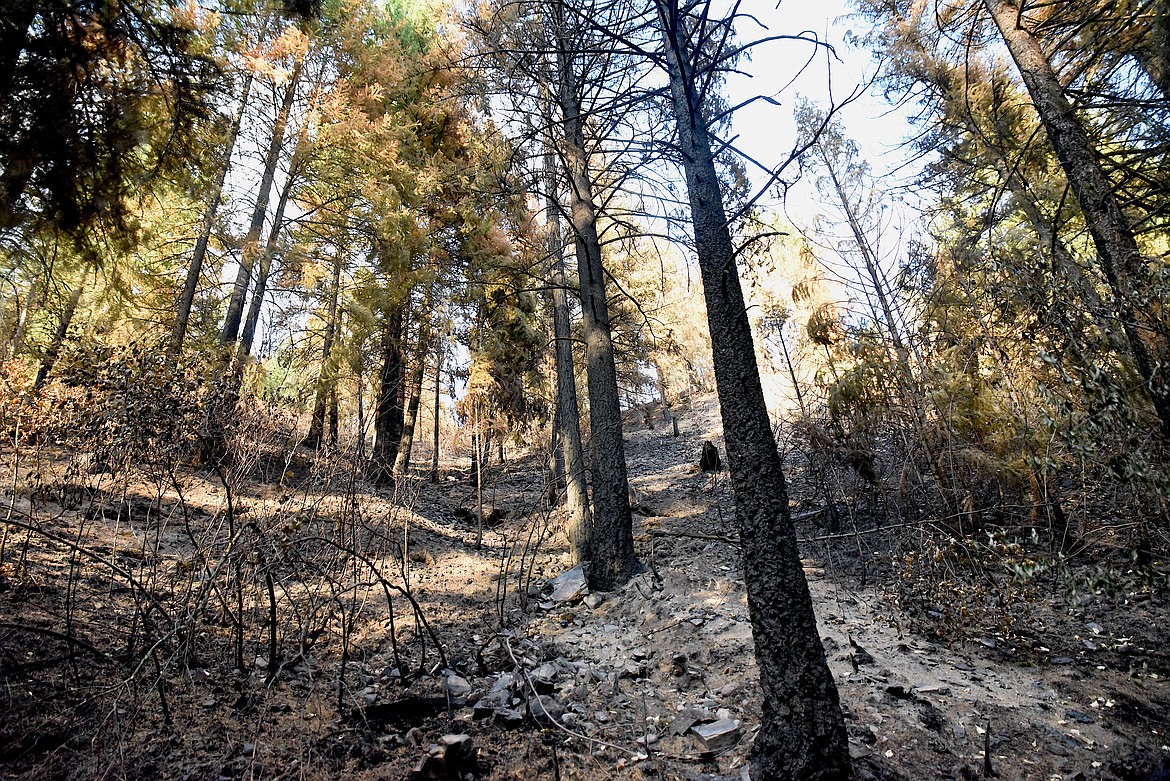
[982,0,1170,440]
[651,1,852,776]
[0,0,218,245]
[468,0,643,589]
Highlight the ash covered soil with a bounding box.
[1,396,1168,780]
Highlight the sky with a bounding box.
[721,0,920,216]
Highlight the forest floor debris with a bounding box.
[1,396,1168,780]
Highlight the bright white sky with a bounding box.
[722,0,919,218]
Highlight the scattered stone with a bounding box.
[1050,657,1075,665]
[690,718,741,753]
[528,695,564,726]
[531,663,558,693]
[444,674,472,703]
[1065,710,1095,724]
[1046,743,1071,757]
[409,734,477,780]
[1085,622,1104,635]
[472,688,509,718]
[494,708,525,728]
[549,566,588,603]
[718,681,742,698]
[886,685,915,701]
[980,637,998,649]
[490,673,515,694]
[673,706,706,738]
[583,593,603,609]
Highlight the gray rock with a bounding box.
[690,718,742,753]
[411,734,476,779]
[444,674,472,703]
[494,707,525,727]
[669,708,706,736]
[528,695,564,726]
[472,688,510,718]
[583,593,603,609]
[531,662,558,692]
[490,673,515,694]
[549,566,588,603]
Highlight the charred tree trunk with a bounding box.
[371,304,406,484]
[33,282,82,390]
[430,344,442,482]
[327,387,339,448]
[656,4,851,777]
[553,2,636,589]
[220,58,303,350]
[171,72,253,356]
[543,151,592,562]
[394,330,429,476]
[985,0,1170,440]
[306,251,344,450]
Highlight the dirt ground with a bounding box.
[1,395,1168,780]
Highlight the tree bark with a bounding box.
[394,329,429,475]
[371,304,406,484]
[306,251,344,450]
[33,282,83,390]
[553,2,636,589]
[544,151,593,562]
[985,0,1170,440]
[430,343,442,482]
[171,72,253,356]
[656,4,851,777]
[220,58,303,349]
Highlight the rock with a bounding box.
[439,734,476,772]
[669,707,710,735]
[409,734,477,780]
[444,674,472,704]
[531,662,558,692]
[494,708,525,727]
[472,688,510,718]
[690,718,741,753]
[583,593,603,609]
[717,681,742,698]
[549,566,588,603]
[528,695,564,726]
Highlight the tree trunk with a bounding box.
[544,151,592,562]
[371,304,406,484]
[985,0,1170,440]
[394,331,429,475]
[657,4,851,778]
[553,4,636,589]
[8,271,43,358]
[430,344,442,482]
[171,72,254,356]
[220,58,304,349]
[33,282,83,390]
[306,251,344,450]
[327,387,339,448]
